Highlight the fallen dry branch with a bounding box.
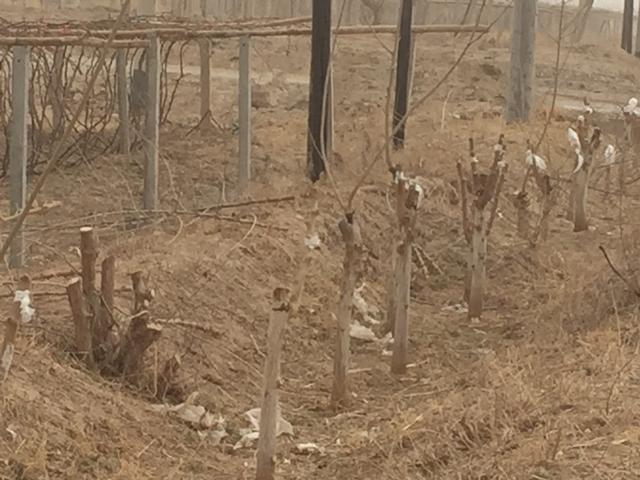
[0,201,62,223]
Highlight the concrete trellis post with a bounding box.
[199,39,211,120]
[144,34,160,210]
[51,47,65,134]
[116,49,131,155]
[238,35,251,192]
[9,46,30,269]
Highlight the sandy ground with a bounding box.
[2,7,640,480]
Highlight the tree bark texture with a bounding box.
[331,214,362,407]
[307,0,332,182]
[505,0,536,123]
[256,288,290,480]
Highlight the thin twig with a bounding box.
[599,245,640,297]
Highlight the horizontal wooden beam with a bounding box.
[0,37,148,47]
[0,24,490,46]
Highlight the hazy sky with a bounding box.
[543,0,627,12]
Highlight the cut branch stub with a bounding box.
[94,255,116,361]
[331,213,362,408]
[80,227,98,298]
[115,312,162,382]
[131,271,155,314]
[66,277,94,368]
[156,353,182,401]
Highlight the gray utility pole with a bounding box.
[505,0,537,123]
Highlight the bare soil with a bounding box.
[2,9,640,480]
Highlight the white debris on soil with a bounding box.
[150,392,227,443]
[295,443,325,455]
[349,320,377,342]
[233,407,294,450]
[14,290,35,324]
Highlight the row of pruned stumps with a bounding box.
[253,110,624,475]
[0,227,181,400]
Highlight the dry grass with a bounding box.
[3,8,640,480]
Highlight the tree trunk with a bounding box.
[383,241,397,336]
[307,0,332,182]
[331,215,362,407]
[622,0,633,53]
[537,191,554,243]
[468,207,488,320]
[573,168,590,232]
[94,255,116,360]
[80,227,98,320]
[566,178,576,221]
[513,192,530,239]
[505,0,536,123]
[390,218,413,374]
[392,0,413,149]
[115,314,162,381]
[256,288,290,480]
[67,277,94,367]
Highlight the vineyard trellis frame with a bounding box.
[1,15,488,268]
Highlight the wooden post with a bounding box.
[50,47,65,134]
[199,39,211,120]
[331,214,362,407]
[307,0,332,182]
[144,33,160,210]
[391,179,421,374]
[80,227,97,298]
[392,0,413,149]
[0,275,31,382]
[505,0,536,123]
[238,35,251,192]
[9,46,30,269]
[66,278,94,366]
[116,49,131,155]
[622,0,633,53]
[256,287,290,480]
